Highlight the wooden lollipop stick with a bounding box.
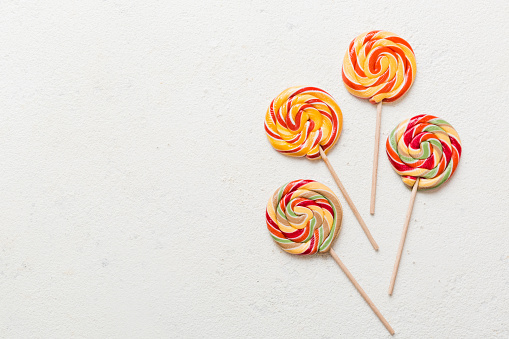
[388,177,420,295]
[319,146,379,250]
[370,102,383,215]
[330,248,395,335]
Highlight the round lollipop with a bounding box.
[386,115,462,295]
[265,86,378,250]
[266,179,394,334]
[342,30,417,215]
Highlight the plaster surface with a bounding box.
[1,1,508,338]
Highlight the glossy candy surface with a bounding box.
[264,87,342,160]
[266,179,343,255]
[342,30,416,104]
[386,115,462,189]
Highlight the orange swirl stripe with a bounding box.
[342,31,416,104]
[264,86,343,160]
[386,114,462,189]
[266,179,343,255]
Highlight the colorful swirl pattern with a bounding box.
[342,31,416,104]
[264,86,342,160]
[386,115,462,189]
[266,179,343,255]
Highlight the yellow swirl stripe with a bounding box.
[266,179,343,255]
[342,31,416,104]
[386,115,462,189]
[265,87,343,160]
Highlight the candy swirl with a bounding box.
[342,31,416,104]
[386,115,462,189]
[266,179,343,255]
[264,86,342,160]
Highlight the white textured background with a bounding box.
[1,1,508,338]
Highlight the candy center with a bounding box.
[276,190,333,245]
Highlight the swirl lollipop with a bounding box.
[386,115,462,295]
[267,179,394,334]
[265,86,378,250]
[342,30,417,214]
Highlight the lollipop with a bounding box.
[265,86,378,250]
[342,30,416,215]
[386,115,462,295]
[267,179,394,334]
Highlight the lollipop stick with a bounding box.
[370,102,383,215]
[330,248,395,335]
[388,177,420,295]
[319,146,379,250]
